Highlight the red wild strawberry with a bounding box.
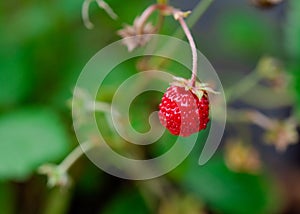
[158,85,210,137]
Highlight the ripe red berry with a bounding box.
[158,85,210,137]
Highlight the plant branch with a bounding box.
[187,0,214,27]
[86,101,111,113]
[227,109,274,130]
[59,141,96,172]
[145,0,215,71]
[226,70,262,103]
[137,4,161,34]
[82,0,117,29]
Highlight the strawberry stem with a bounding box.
[126,3,199,87]
[137,4,158,34]
[177,16,198,87]
[137,4,169,34]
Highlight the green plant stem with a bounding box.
[226,70,262,103]
[91,101,111,113]
[157,0,168,4]
[43,188,73,214]
[226,109,274,130]
[188,0,214,26]
[174,0,215,37]
[156,11,165,32]
[59,141,96,172]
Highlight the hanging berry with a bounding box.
[159,85,209,137]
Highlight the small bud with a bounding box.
[225,139,261,174]
[117,17,156,52]
[173,10,191,20]
[256,56,289,90]
[38,164,72,189]
[264,118,299,152]
[256,56,284,79]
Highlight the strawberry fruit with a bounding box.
[158,85,210,137]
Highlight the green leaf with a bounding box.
[180,156,280,214]
[1,5,54,44]
[0,52,32,106]
[0,108,70,180]
[0,182,14,214]
[285,0,300,111]
[215,11,277,60]
[285,0,300,60]
[101,188,150,214]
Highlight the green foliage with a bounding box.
[102,188,150,214]
[0,182,14,214]
[285,0,300,110]
[285,0,300,60]
[0,108,70,180]
[215,10,278,60]
[43,187,73,214]
[0,53,32,106]
[181,156,279,214]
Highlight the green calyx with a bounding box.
[170,76,219,99]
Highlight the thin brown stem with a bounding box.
[137,4,159,34]
[137,4,171,34]
[177,16,198,86]
[127,3,200,86]
[227,109,275,130]
[246,110,275,130]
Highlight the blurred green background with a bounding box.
[1,0,300,213]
